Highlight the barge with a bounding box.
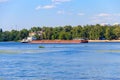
[29,40,88,44]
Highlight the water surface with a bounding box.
[0,42,120,80]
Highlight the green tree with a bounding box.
[19,29,29,40]
[113,26,120,39]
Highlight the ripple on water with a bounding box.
[0,42,120,79]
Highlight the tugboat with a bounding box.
[21,36,36,43]
[21,39,29,43]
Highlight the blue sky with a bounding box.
[0,0,120,30]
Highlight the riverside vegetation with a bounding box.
[39,46,45,48]
[0,24,120,41]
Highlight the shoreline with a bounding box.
[88,40,120,42]
[1,40,120,43]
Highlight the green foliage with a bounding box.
[19,29,29,40]
[39,46,45,48]
[1,24,120,41]
[0,28,2,33]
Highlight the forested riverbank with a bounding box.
[0,24,120,41]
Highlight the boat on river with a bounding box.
[29,39,88,44]
[21,39,29,43]
[21,36,88,43]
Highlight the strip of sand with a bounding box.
[89,40,120,42]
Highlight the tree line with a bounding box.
[0,24,120,41]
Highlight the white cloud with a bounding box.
[91,13,120,24]
[52,0,71,3]
[117,14,120,16]
[113,22,120,25]
[114,13,120,16]
[92,13,112,23]
[36,0,71,10]
[57,10,65,14]
[35,6,41,10]
[43,5,55,9]
[35,5,55,10]
[78,13,85,16]
[57,10,73,15]
[0,0,8,3]
[92,16,112,24]
[97,13,111,17]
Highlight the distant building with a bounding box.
[29,32,36,37]
[22,31,43,42]
[36,31,43,36]
[29,31,43,37]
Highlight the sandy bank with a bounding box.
[88,40,120,42]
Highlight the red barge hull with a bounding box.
[29,40,88,44]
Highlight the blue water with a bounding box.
[0,42,120,80]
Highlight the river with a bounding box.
[0,42,120,80]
